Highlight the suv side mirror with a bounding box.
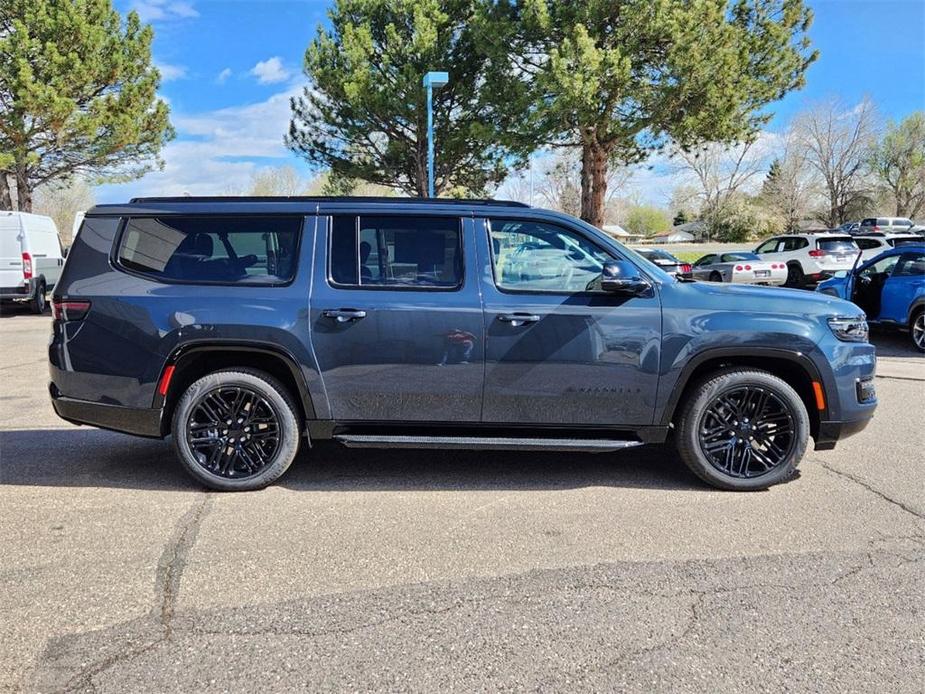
[600,260,650,296]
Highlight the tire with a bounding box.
[785,263,804,288]
[29,281,46,314]
[171,368,301,491]
[675,368,809,491]
[911,309,925,353]
[709,271,723,283]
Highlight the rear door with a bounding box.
[476,216,661,427]
[0,213,24,290]
[26,215,64,287]
[309,213,485,423]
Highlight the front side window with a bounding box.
[117,216,301,284]
[856,238,881,250]
[694,255,716,267]
[860,254,899,278]
[893,252,925,277]
[756,239,780,253]
[488,218,613,293]
[329,215,462,289]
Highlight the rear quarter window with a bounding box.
[116,216,302,284]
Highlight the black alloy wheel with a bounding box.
[186,386,280,479]
[697,386,796,479]
[172,369,300,491]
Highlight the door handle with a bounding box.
[497,312,540,327]
[323,308,367,323]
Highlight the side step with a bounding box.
[333,434,644,453]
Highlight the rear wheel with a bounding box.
[785,263,804,288]
[29,281,46,314]
[912,309,925,353]
[676,369,809,491]
[709,271,723,283]
[171,368,300,491]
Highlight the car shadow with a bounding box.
[870,328,922,358]
[0,428,709,493]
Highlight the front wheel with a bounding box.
[912,310,925,353]
[675,369,809,491]
[171,368,301,491]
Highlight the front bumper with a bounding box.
[813,416,873,450]
[50,384,163,438]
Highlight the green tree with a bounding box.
[0,0,173,211]
[869,112,925,219]
[487,0,817,227]
[624,205,670,237]
[672,210,688,227]
[287,0,535,197]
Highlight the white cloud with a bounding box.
[216,67,232,84]
[96,84,307,201]
[131,1,198,22]
[250,57,290,85]
[155,61,187,82]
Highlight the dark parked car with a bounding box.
[50,197,877,492]
[636,249,693,279]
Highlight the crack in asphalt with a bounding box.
[817,460,925,521]
[61,494,214,692]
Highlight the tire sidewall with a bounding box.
[172,371,300,491]
[677,370,809,491]
[31,281,46,314]
[911,310,925,353]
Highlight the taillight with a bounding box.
[22,252,32,279]
[735,265,743,271]
[52,299,91,321]
[808,249,826,257]
[681,264,692,273]
[744,265,752,270]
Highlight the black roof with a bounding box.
[127,195,529,207]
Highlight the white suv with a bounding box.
[754,233,860,287]
[858,217,914,234]
[854,232,923,261]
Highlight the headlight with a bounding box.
[827,315,869,343]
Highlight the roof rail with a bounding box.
[127,195,531,207]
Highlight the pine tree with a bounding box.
[0,0,174,211]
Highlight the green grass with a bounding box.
[667,251,704,263]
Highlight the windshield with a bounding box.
[817,237,858,252]
[721,252,760,262]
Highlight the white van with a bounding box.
[0,211,65,313]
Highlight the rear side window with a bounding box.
[856,238,882,250]
[117,216,301,284]
[781,237,808,251]
[329,215,462,290]
[816,237,857,252]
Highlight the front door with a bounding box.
[310,213,484,423]
[477,216,662,427]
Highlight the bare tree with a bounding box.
[762,131,816,231]
[868,112,925,218]
[530,150,632,222]
[247,165,312,196]
[33,179,95,245]
[793,98,878,227]
[673,139,768,223]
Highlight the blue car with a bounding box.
[817,244,925,352]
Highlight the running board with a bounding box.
[334,434,644,453]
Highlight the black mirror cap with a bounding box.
[600,260,652,296]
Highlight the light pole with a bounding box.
[423,71,449,198]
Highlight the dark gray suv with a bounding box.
[49,197,877,491]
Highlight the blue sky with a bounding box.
[99,0,925,203]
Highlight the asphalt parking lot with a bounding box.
[1,309,923,692]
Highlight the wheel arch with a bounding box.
[907,298,925,325]
[155,341,315,437]
[661,348,828,439]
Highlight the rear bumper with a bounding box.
[50,386,163,438]
[0,280,33,300]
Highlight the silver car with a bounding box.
[692,252,788,285]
